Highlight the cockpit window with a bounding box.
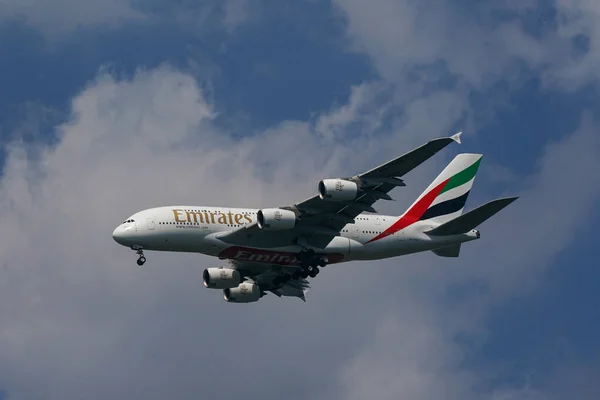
[122,219,135,224]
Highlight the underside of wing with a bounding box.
[270,278,310,302]
[229,260,311,301]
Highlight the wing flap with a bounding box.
[271,284,308,302]
[271,275,309,301]
[231,260,311,302]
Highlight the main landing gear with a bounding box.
[271,248,328,286]
[294,248,328,279]
[133,248,146,266]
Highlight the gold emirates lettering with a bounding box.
[172,209,252,225]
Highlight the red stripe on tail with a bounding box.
[366,178,449,243]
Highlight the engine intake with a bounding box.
[223,282,261,303]
[318,179,359,202]
[203,267,241,289]
[257,208,296,230]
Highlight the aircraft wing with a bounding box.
[217,132,462,249]
[229,260,310,301]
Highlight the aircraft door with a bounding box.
[350,224,360,240]
[147,218,155,230]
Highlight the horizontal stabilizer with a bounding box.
[426,196,518,236]
[432,244,461,257]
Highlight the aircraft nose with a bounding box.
[112,226,126,245]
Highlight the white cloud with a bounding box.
[222,0,253,34]
[0,65,408,399]
[338,311,474,400]
[335,111,600,399]
[333,0,539,88]
[0,0,597,398]
[333,0,600,90]
[0,0,143,33]
[0,61,598,399]
[549,0,600,88]
[313,82,393,140]
[0,0,255,37]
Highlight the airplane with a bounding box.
[112,132,518,303]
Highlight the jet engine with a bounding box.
[223,282,261,303]
[203,267,241,289]
[256,208,296,230]
[318,179,359,201]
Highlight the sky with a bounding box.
[0,0,599,399]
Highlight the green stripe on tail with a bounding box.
[440,158,481,195]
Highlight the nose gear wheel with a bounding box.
[134,248,146,266]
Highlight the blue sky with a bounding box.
[0,1,599,399]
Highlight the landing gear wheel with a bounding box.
[296,248,316,262]
[308,267,319,278]
[134,248,146,266]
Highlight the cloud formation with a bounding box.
[333,0,600,90]
[0,66,425,399]
[0,0,254,36]
[0,1,599,399]
[0,56,597,399]
[0,0,142,33]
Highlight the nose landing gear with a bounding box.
[133,248,146,266]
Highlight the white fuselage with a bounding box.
[112,206,480,267]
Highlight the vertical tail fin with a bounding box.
[365,154,482,244]
[403,153,482,224]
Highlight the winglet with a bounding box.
[450,131,463,144]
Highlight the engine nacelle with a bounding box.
[223,282,261,303]
[256,208,296,230]
[318,179,359,202]
[203,267,241,289]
